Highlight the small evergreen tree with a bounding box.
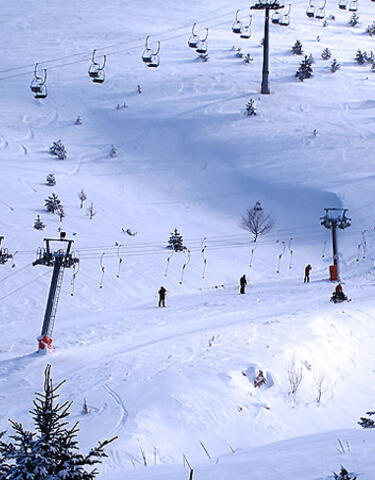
[355,49,366,64]
[46,173,56,186]
[331,58,340,72]
[349,13,359,26]
[307,53,315,64]
[45,193,62,214]
[49,140,67,160]
[321,47,332,60]
[296,55,313,81]
[358,410,375,428]
[87,202,96,220]
[367,21,375,36]
[333,466,357,480]
[78,189,87,209]
[57,206,66,222]
[33,215,46,231]
[292,40,303,55]
[244,53,253,64]
[75,115,82,125]
[371,60,375,72]
[235,47,243,58]
[0,365,116,479]
[245,99,257,116]
[167,228,186,252]
[110,145,118,158]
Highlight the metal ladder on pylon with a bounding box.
[46,267,65,338]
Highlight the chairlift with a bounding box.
[315,0,326,19]
[232,10,242,34]
[142,36,153,63]
[30,63,48,99]
[147,42,161,68]
[196,29,209,55]
[88,49,106,83]
[348,0,358,11]
[188,23,200,48]
[338,0,347,9]
[306,0,315,17]
[279,4,291,26]
[240,16,252,38]
[272,10,281,23]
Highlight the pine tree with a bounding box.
[244,53,253,64]
[167,228,186,252]
[0,365,116,480]
[45,193,62,214]
[358,410,375,428]
[321,47,332,60]
[331,58,340,72]
[109,145,118,158]
[245,99,257,116]
[49,140,67,160]
[75,115,82,125]
[46,173,56,186]
[306,53,314,64]
[292,40,303,55]
[355,49,366,64]
[349,13,359,26]
[57,206,66,222]
[367,21,375,36]
[33,215,46,230]
[78,189,87,209]
[333,466,357,480]
[296,55,313,81]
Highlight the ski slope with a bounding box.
[1,0,375,478]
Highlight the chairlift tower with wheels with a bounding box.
[251,0,284,94]
[320,208,351,281]
[33,232,79,353]
[0,236,13,265]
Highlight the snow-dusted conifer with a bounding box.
[331,58,340,72]
[33,215,46,230]
[296,55,313,81]
[367,21,375,36]
[245,99,257,116]
[333,466,357,480]
[244,53,253,64]
[0,364,116,480]
[110,145,118,158]
[57,206,65,222]
[349,13,359,26]
[321,47,332,60]
[50,140,67,160]
[75,115,82,125]
[46,173,56,186]
[292,40,303,55]
[358,410,375,428]
[167,228,185,252]
[45,193,62,214]
[355,49,366,64]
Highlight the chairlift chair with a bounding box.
[88,49,106,83]
[188,23,200,48]
[240,16,252,38]
[142,36,153,64]
[338,0,347,9]
[232,10,242,34]
[348,0,358,11]
[315,0,326,19]
[147,42,161,68]
[279,4,291,26]
[306,0,315,17]
[272,10,281,23]
[30,63,48,99]
[196,29,208,54]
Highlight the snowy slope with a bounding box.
[1,0,375,478]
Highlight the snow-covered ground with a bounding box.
[1,0,375,477]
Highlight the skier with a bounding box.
[239,274,247,294]
[330,283,348,303]
[304,264,312,283]
[158,286,167,307]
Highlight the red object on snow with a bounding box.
[37,335,53,353]
[329,265,338,281]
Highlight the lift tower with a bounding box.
[251,0,284,94]
[0,236,13,265]
[320,208,351,281]
[33,232,79,353]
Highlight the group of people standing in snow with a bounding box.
[156,264,349,307]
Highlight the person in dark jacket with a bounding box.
[239,274,247,294]
[304,264,312,283]
[331,283,348,303]
[158,286,167,307]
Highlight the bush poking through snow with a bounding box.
[245,99,257,116]
[349,13,359,27]
[292,40,303,55]
[321,48,332,60]
[241,201,273,242]
[333,466,357,480]
[287,358,303,396]
[244,53,253,64]
[296,55,313,81]
[367,21,375,36]
[78,188,87,209]
[355,49,366,64]
[358,410,375,428]
[44,193,62,214]
[87,202,96,220]
[46,173,56,186]
[33,215,45,231]
[49,140,67,160]
[0,364,116,479]
[75,115,82,125]
[331,59,341,72]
